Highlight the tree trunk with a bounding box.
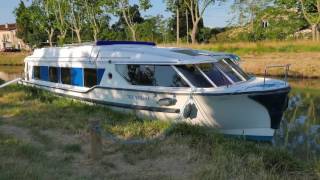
[47,29,54,47]
[191,19,200,44]
[130,27,137,41]
[311,24,317,41]
[316,24,320,41]
[75,29,81,43]
[93,30,98,42]
[176,7,180,44]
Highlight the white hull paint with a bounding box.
[22,41,290,141]
[21,77,288,141]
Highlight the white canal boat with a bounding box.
[21,41,290,141]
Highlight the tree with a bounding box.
[182,0,222,44]
[15,1,48,47]
[67,0,85,43]
[51,0,70,45]
[107,0,151,41]
[165,0,183,44]
[299,0,320,41]
[83,0,110,42]
[33,0,57,46]
[230,0,273,30]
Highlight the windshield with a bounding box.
[175,65,213,88]
[176,59,251,88]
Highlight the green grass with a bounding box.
[0,85,319,179]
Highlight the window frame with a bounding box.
[116,64,190,88]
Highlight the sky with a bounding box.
[0,0,233,28]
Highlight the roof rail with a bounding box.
[63,42,95,47]
[96,40,156,46]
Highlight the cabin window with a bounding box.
[49,67,59,83]
[71,68,84,86]
[154,66,189,87]
[39,66,49,81]
[116,65,189,87]
[175,65,213,88]
[198,63,232,87]
[223,58,250,80]
[61,68,71,85]
[84,69,97,87]
[33,66,40,80]
[216,61,243,83]
[117,65,155,86]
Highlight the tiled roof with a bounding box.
[0,23,17,31]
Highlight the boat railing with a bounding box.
[264,64,291,85]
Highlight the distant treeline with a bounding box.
[14,0,320,47]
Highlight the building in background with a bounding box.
[0,23,29,50]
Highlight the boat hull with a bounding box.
[21,80,290,141]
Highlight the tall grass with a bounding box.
[0,52,29,65]
[162,40,320,55]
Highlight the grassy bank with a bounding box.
[1,41,320,78]
[165,40,320,55]
[0,85,319,179]
[162,41,320,78]
[0,52,29,66]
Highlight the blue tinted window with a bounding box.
[71,68,83,86]
[40,66,49,81]
[97,69,105,84]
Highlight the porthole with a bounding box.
[108,73,112,79]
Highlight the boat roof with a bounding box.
[25,41,239,65]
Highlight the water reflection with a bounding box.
[274,79,320,160]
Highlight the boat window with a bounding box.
[49,67,59,83]
[117,65,155,86]
[223,58,250,80]
[84,69,97,87]
[198,63,232,87]
[216,61,242,82]
[61,68,71,85]
[116,65,189,87]
[175,65,213,88]
[71,68,84,86]
[39,66,49,81]
[33,66,40,80]
[154,66,189,87]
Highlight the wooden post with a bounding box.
[89,119,102,160]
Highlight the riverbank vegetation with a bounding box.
[0,85,319,179]
[1,40,320,78]
[14,0,320,47]
[0,52,29,66]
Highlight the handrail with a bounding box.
[264,64,291,85]
[0,78,22,89]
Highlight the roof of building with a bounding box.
[0,23,17,31]
[25,41,239,65]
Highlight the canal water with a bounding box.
[0,66,319,159]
